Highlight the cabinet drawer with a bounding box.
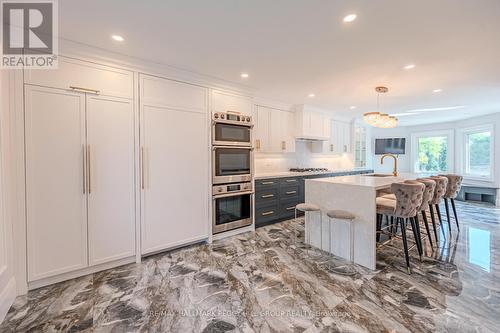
[280,185,299,199]
[255,204,280,225]
[279,199,300,219]
[255,179,279,189]
[280,177,299,186]
[255,188,279,207]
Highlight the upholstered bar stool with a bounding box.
[429,176,449,234]
[326,210,356,261]
[440,174,463,231]
[376,182,425,273]
[295,203,322,247]
[380,179,436,249]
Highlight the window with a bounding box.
[462,126,493,179]
[417,136,448,172]
[411,130,454,174]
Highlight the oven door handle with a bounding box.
[213,191,254,199]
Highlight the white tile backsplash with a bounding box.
[255,140,354,173]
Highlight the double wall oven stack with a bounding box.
[212,111,254,234]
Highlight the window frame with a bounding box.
[459,124,494,182]
[410,129,454,174]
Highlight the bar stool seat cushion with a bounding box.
[440,174,463,199]
[295,203,320,212]
[381,193,396,200]
[326,210,355,220]
[376,197,396,215]
[429,176,448,205]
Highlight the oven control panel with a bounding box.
[213,112,252,124]
[213,182,253,195]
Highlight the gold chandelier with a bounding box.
[363,86,398,128]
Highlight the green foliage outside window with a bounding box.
[467,132,490,176]
[418,136,448,172]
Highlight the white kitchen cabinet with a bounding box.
[25,62,136,282]
[140,74,209,255]
[255,106,295,153]
[86,95,135,266]
[24,56,134,99]
[25,85,88,281]
[211,90,253,115]
[294,105,329,140]
[318,119,352,155]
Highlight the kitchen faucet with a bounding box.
[381,154,398,176]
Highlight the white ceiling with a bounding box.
[59,0,500,125]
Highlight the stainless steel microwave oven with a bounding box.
[212,112,253,147]
[212,146,253,184]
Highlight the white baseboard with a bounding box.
[28,256,135,290]
[0,277,16,324]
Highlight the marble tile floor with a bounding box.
[1,201,499,333]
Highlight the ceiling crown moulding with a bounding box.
[363,86,398,128]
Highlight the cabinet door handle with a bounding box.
[344,145,347,152]
[285,191,297,195]
[286,206,295,211]
[82,145,86,194]
[262,194,274,198]
[256,139,261,150]
[262,211,274,216]
[69,86,100,95]
[261,181,274,185]
[286,179,297,183]
[141,146,145,190]
[330,144,334,152]
[87,145,91,194]
[281,141,286,150]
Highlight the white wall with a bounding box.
[0,71,17,323]
[371,113,500,187]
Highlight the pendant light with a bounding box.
[363,86,398,128]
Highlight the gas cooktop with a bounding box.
[289,168,330,173]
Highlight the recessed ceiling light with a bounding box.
[343,14,357,23]
[240,73,249,78]
[432,88,442,93]
[111,35,124,42]
[349,106,356,110]
[403,64,416,70]
[308,93,315,98]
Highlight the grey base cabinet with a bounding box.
[255,170,373,227]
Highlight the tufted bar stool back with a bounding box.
[428,176,449,235]
[440,174,463,231]
[376,182,424,273]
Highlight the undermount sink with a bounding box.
[362,173,393,177]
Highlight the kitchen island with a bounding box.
[305,173,419,270]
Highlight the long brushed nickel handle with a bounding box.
[141,147,145,190]
[261,181,274,185]
[286,179,297,183]
[285,191,297,195]
[286,206,295,211]
[262,211,274,216]
[261,194,274,198]
[87,145,91,194]
[69,86,100,95]
[82,145,86,194]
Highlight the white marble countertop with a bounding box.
[307,172,420,190]
[255,169,371,180]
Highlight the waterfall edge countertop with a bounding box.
[304,172,420,270]
[307,172,420,190]
[255,169,372,180]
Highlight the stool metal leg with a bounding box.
[450,198,460,231]
[444,198,452,232]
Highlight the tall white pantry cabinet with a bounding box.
[24,58,136,282]
[22,57,211,287]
